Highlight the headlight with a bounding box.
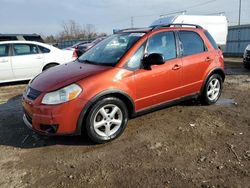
[42,84,82,105]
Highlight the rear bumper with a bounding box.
[22,95,88,135]
[243,57,250,68]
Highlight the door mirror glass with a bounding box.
[143,53,164,70]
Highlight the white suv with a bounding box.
[0,41,77,83]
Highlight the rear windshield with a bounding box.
[204,31,218,49]
[23,35,44,43]
[0,36,18,41]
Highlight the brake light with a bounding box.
[218,48,224,59]
[72,49,78,59]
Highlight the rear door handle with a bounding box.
[205,57,213,62]
[172,64,181,70]
[36,56,43,59]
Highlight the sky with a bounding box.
[0,0,249,36]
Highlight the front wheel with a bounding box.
[85,97,128,144]
[201,74,222,105]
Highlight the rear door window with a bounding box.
[0,44,10,57]
[178,31,206,56]
[13,44,39,56]
[147,32,177,61]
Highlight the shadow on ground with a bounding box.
[0,94,93,149]
[224,58,250,75]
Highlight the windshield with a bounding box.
[78,33,144,66]
[246,44,250,50]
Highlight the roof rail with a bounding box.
[151,23,203,30]
[114,27,152,34]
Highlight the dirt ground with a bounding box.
[0,58,249,188]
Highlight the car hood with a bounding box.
[30,61,112,92]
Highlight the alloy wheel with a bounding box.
[207,78,221,101]
[93,104,123,137]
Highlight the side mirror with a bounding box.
[142,53,164,70]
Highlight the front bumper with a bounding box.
[22,94,88,135]
[23,114,32,130]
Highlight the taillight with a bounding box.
[218,49,223,59]
[72,49,78,59]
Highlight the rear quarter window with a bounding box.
[204,31,219,49]
[38,45,51,53]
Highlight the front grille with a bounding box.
[246,50,250,55]
[26,87,41,100]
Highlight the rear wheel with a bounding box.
[243,63,250,69]
[85,97,128,144]
[201,74,222,105]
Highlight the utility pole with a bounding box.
[238,0,242,25]
[131,16,134,28]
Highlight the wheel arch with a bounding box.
[42,62,59,71]
[75,89,135,135]
[200,68,225,94]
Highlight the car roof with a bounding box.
[0,40,57,50]
[0,34,41,37]
[0,40,44,45]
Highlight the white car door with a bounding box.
[11,43,44,80]
[0,44,14,83]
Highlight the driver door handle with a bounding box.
[172,64,182,70]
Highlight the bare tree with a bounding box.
[44,35,56,43]
[85,24,97,39]
[58,20,99,41]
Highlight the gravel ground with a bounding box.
[0,58,249,188]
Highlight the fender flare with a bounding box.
[200,68,225,94]
[75,89,135,135]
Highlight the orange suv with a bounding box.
[22,24,225,143]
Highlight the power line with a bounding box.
[131,16,134,28]
[133,0,218,18]
[160,11,186,18]
[181,0,217,10]
[94,0,219,27]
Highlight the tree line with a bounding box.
[44,20,107,43]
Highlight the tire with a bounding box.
[43,63,58,71]
[243,64,250,69]
[85,97,128,144]
[201,74,222,105]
